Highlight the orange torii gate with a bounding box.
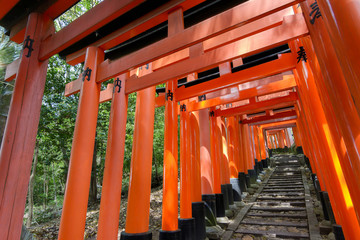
[1,0,360,239]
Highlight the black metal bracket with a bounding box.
[209,111,215,117]
[114,78,122,93]
[23,35,34,58]
[82,67,92,81]
[166,90,173,101]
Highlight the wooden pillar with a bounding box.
[199,108,214,194]
[292,126,302,147]
[227,117,238,178]
[122,86,155,238]
[210,110,221,194]
[97,74,128,240]
[0,13,51,240]
[58,46,103,240]
[300,0,360,226]
[291,43,360,237]
[189,112,202,203]
[253,126,261,160]
[316,0,360,116]
[219,118,230,185]
[160,79,179,236]
[180,100,192,218]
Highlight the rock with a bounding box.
[320,220,332,226]
[247,188,255,195]
[235,201,246,208]
[250,184,259,189]
[225,209,234,218]
[206,225,225,239]
[242,234,254,240]
[216,217,230,228]
[328,232,336,240]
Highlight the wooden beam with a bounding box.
[65,0,208,65]
[215,92,298,117]
[123,14,307,93]
[242,110,297,124]
[39,0,146,60]
[64,77,81,97]
[99,83,114,103]
[4,58,20,82]
[175,53,297,101]
[151,7,293,71]
[97,0,304,82]
[261,119,297,130]
[0,0,20,19]
[187,75,296,111]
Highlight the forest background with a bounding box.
[0,0,166,232]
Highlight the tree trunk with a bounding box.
[26,141,39,227]
[43,166,48,210]
[51,162,58,208]
[89,139,98,203]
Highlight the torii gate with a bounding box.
[1,0,360,239]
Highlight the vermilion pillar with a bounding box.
[301,1,360,226]
[180,101,191,218]
[58,46,103,240]
[291,41,360,237]
[189,112,202,203]
[253,126,261,160]
[227,117,238,178]
[220,118,230,185]
[210,110,221,195]
[0,13,51,240]
[258,127,267,159]
[97,74,128,240]
[316,0,360,116]
[160,79,180,238]
[122,86,156,239]
[292,126,302,147]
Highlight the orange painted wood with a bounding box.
[0,13,50,240]
[4,58,20,82]
[0,0,20,19]
[301,0,360,227]
[210,112,221,194]
[175,53,297,101]
[124,86,156,234]
[220,118,230,183]
[180,100,192,219]
[199,108,214,195]
[99,83,114,103]
[155,94,165,108]
[161,79,179,231]
[39,0,145,60]
[243,110,297,124]
[317,0,360,116]
[58,47,103,240]
[227,116,238,178]
[187,75,296,111]
[64,77,81,97]
[97,75,128,240]
[215,93,298,118]
[189,112,202,202]
[66,0,206,65]
[98,1,305,83]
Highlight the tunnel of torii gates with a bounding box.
[1,0,360,239]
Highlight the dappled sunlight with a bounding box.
[322,124,353,209]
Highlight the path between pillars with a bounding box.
[222,154,322,240]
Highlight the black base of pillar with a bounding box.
[321,191,336,224]
[332,224,345,240]
[259,161,264,171]
[314,177,321,200]
[261,159,268,168]
[266,158,270,168]
[226,184,234,205]
[268,149,273,157]
[178,218,195,240]
[221,184,229,210]
[311,173,317,184]
[159,229,181,240]
[296,146,303,154]
[238,172,247,192]
[248,169,257,184]
[245,174,251,188]
[202,194,216,217]
[230,178,242,201]
[215,193,225,217]
[192,202,206,240]
[319,191,330,220]
[254,160,259,176]
[120,231,152,240]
